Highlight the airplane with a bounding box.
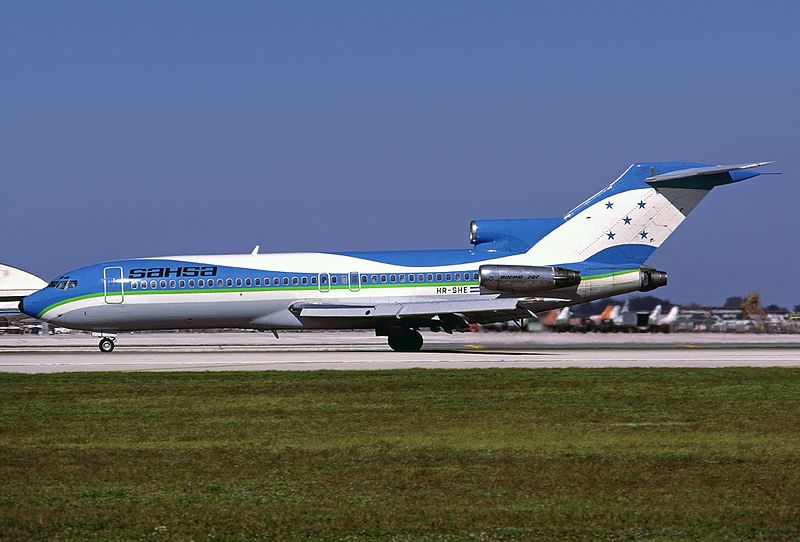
[655,306,680,327]
[541,307,571,328]
[18,161,772,352]
[0,263,47,333]
[589,301,625,330]
[649,304,663,323]
[540,306,590,333]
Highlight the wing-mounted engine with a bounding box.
[479,265,581,293]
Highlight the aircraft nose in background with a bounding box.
[18,298,25,315]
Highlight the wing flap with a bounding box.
[291,297,572,320]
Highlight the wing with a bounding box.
[289,296,571,328]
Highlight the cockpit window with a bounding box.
[49,278,78,290]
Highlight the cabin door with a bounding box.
[103,266,125,304]
[349,272,361,292]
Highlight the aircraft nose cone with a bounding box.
[18,297,26,315]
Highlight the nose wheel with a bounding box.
[98,337,116,353]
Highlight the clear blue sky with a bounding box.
[1,1,798,306]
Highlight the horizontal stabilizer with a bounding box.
[646,161,773,185]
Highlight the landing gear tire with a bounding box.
[98,338,115,353]
[388,330,423,352]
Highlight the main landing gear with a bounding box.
[387,329,424,352]
[98,337,116,353]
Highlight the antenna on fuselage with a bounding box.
[251,245,260,255]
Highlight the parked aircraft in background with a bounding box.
[652,306,680,331]
[540,307,572,328]
[649,304,663,323]
[17,161,771,352]
[0,264,46,333]
[590,303,621,328]
[590,300,632,330]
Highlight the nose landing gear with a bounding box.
[98,337,116,353]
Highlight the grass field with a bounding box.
[1,368,799,541]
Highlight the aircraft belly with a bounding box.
[57,297,294,331]
[47,291,471,331]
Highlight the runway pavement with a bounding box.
[2,331,799,373]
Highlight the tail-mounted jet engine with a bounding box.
[479,265,581,293]
[639,267,668,292]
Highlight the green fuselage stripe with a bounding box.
[581,269,639,281]
[37,282,477,318]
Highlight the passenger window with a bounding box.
[427,273,433,282]
[282,277,288,285]
[150,280,157,289]
[245,278,251,286]
[255,278,261,286]
[141,281,147,290]
[436,273,442,281]
[131,281,138,290]
[399,274,405,283]
[236,278,242,287]
[445,273,451,281]
[455,273,461,281]
[390,274,396,283]
[169,280,176,288]
[371,275,377,283]
[273,277,279,285]
[380,275,387,283]
[301,276,307,285]
[331,276,337,285]
[198,279,205,288]
[311,276,317,285]
[417,274,424,282]
[226,278,233,287]
[179,280,185,288]
[217,279,223,287]
[290,277,296,285]
[473,272,479,280]
[207,280,214,288]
